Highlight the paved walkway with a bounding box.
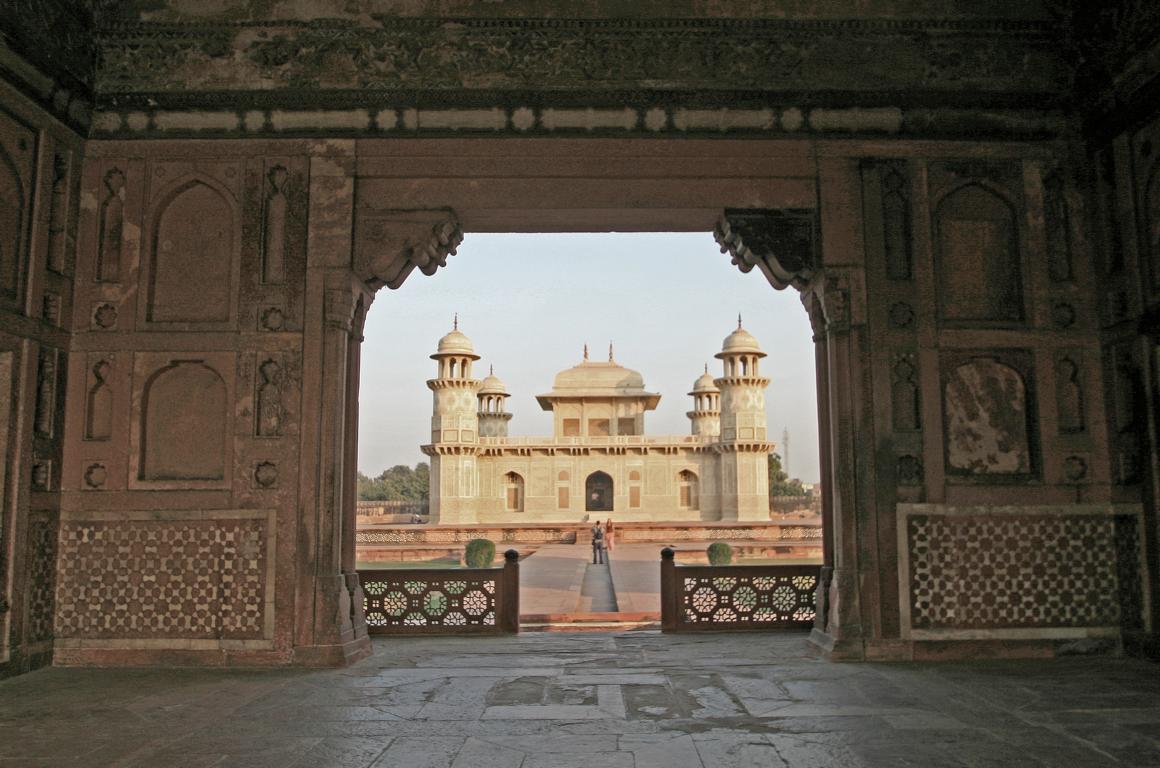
[577,561,618,613]
[518,545,590,616]
[2,632,1158,767]
[520,544,659,619]
[606,544,662,614]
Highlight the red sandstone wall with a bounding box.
[0,80,84,677]
[1091,111,1160,645]
[53,139,315,665]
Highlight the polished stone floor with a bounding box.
[2,632,1159,767]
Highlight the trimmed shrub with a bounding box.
[465,538,496,568]
[707,542,734,566]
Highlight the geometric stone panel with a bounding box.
[55,518,265,639]
[907,512,1139,631]
[26,516,58,644]
[678,566,817,629]
[360,570,498,634]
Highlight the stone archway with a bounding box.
[342,138,853,657]
[585,471,614,513]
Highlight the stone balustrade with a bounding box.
[659,548,820,631]
[356,521,821,547]
[358,550,520,635]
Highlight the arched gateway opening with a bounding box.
[337,137,843,657]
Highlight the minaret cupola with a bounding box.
[687,364,721,437]
[477,366,513,437]
[714,315,770,443]
[426,315,482,444]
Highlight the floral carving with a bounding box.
[93,19,1061,99]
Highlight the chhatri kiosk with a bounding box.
[423,321,775,524]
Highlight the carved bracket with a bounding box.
[356,208,464,290]
[715,208,817,291]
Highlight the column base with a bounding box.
[293,633,373,667]
[807,627,865,660]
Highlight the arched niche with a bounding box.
[1146,163,1160,288]
[147,179,236,324]
[585,471,613,512]
[935,183,1023,323]
[0,146,24,296]
[943,356,1032,476]
[678,469,699,510]
[140,361,228,481]
[504,471,524,513]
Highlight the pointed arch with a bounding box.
[140,361,228,481]
[504,471,524,513]
[585,471,613,512]
[934,182,1023,323]
[678,469,699,510]
[146,177,238,324]
[0,144,25,295]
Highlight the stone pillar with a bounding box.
[294,141,371,665]
[805,271,867,658]
[342,293,371,637]
[716,201,873,658]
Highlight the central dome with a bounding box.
[551,360,646,393]
[537,355,660,411]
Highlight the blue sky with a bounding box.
[358,232,820,482]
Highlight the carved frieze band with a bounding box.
[93,19,1064,98]
[715,209,816,292]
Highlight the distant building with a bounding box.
[423,320,775,523]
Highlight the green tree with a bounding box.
[357,462,431,502]
[768,452,806,497]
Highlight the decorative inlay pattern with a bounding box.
[26,517,57,643]
[907,513,1142,631]
[94,19,1063,97]
[55,519,266,638]
[677,567,817,628]
[356,525,821,546]
[360,570,498,634]
[622,526,822,542]
[1114,515,1144,631]
[357,528,577,545]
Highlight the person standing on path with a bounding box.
[591,520,605,564]
[604,518,614,552]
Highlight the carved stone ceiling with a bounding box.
[0,0,1154,140]
[98,0,1056,23]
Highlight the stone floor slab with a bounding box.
[1,632,1158,767]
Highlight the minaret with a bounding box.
[714,316,773,521]
[422,316,482,524]
[477,366,513,438]
[687,364,721,438]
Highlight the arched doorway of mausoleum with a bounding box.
[585,471,614,513]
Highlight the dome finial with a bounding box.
[608,342,614,362]
[490,364,494,376]
[738,313,743,329]
[583,343,589,361]
[453,312,459,331]
[704,362,709,374]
